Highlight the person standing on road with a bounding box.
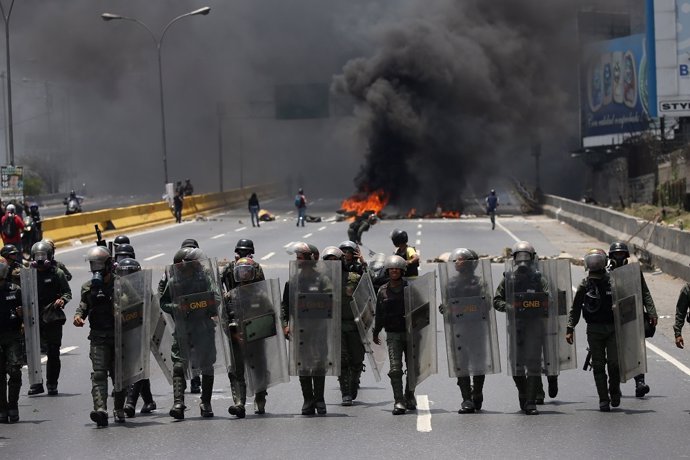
[608,241,658,398]
[173,193,183,224]
[1,204,25,254]
[73,246,127,427]
[0,256,23,423]
[248,193,261,228]
[391,229,419,278]
[27,242,71,397]
[486,189,499,230]
[373,255,417,415]
[673,282,690,350]
[295,188,307,227]
[567,249,620,412]
[493,241,550,415]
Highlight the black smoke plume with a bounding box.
[333,0,581,210]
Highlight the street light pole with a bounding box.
[0,0,16,166]
[102,7,211,185]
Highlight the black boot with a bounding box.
[169,375,186,420]
[313,377,327,415]
[634,374,650,398]
[113,390,126,423]
[339,368,352,406]
[140,380,156,414]
[46,345,61,396]
[227,376,246,418]
[472,375,485,410]
[391,376,405,415]
[254,391,267,415]
[190,375,201,394]
[90,379,109,427]
[200,375,214,418]
[28,383,44,396]
[124,383,139,418]
[547,376,558,398]
[457,377,475,414]
[300,377,315,415]
[7,383,20,423]
[404,382,417,411]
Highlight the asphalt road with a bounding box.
[3,195,690,459]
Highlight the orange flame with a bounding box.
[439,210,461,218]
[340,189,389,215]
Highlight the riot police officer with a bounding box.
[221,239,266,292]
[73,246,126,427]
[113,235,130,248]
[323,246,365,406]
[119,258,157,417]
[608,241,658,398]
[567,249,620,412]
[28,241,71,396]
[42,239,72,281]
[160,248,220,419]
[493,241,550,415]
[338,240,366,275]
[1,244,23,286]
[373,255,415,415]
[114,244,135,263]
[0,256,22,423]
[391,229,419,277]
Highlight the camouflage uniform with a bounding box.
[340,270,364,404]
[0,281,22,423]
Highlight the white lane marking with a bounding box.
[416,231,422,236]
[415,239,421,245]
[646,342,690,377]
[286,211,294,215]
[318,226,327,231]
[261,252,275,261]
[144,253,165,261]
[235,227,247,232]
[417,395,432,432]
[496,221,521,243]
[25,346,80,367]
[303,233,313,238]
[417,224,423,229]
[211,233,225,239]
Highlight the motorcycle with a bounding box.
[21,214,42,258]
[64,196,83,215]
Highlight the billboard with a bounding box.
[654,0,690,116]
[0,165,24,201]
[582,33,655,139]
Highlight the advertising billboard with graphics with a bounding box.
[655,0,690,116]
[582,33,655,138]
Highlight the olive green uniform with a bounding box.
[673,283,690,340]
[75,278,127,421]
[340,271,364,401]
[493,274,550,411]
[0,282,22,423]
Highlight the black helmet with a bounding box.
[0,257,9,280]
[115,258,141,276]
[0,244,19,260]
[338,240,358,253]
[180,238,199,249]
[584,249,608,272]
[173,247,192,264]
[391,229,408,246]
[235,239,255,252]
[113,235,130,246]
[114,243,135,261]
[608,241,630,258]
[307,243,319,261]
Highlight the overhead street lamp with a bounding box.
[0,0,16,166]
[101,6,211,185]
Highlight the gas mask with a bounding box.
[609,254,628,269]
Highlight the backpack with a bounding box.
[294,195,304,208]
[2,215,17,238]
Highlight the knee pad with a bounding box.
[388,370,404,380]
[173,363,185,378]
[92,370,108,383]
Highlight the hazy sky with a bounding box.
[3,0,586,200]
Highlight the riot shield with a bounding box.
[113,269,153,392]
[438,259,500,378]
[166,258,233,379]
[20,268,43,386]
[288,259,341,377]
[610,262,647,382]
[504,259,559,376]
[228,279,289,396]
[350,273,384,382]
[150,296,175,385]
[541,259,577,372]
[405,272,437,388]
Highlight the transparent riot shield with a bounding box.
[288,259,341,377]
[350,273,384,382]
[228,279,289,396]
[610,262,647,382]
[405,272,437,388]
[541,259,577,372]
[113,269,153,392]
[504,259,559,376]
[438,259,500,378]
[166,258,233,379]
[150,296,175,385]
[20,268,43,386]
